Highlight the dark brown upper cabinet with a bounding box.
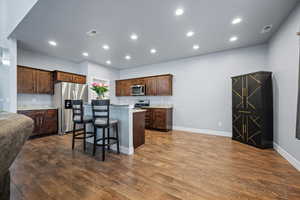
[17,66,53,94]
[145,77,157,96]
[116,74,173,96]
[54,71,86,84]
[36,70,53,94]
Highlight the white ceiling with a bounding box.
[12,0,299,69]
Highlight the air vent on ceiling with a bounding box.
[86,29,98,37]
[261,25,273,34]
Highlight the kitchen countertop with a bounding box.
[141,105,173,109]
[17,106,58,111]
[132,109,147,113]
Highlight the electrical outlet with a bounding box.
[218,121,222,127]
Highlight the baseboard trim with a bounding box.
[110,144,134,155]
[173,126,232,137]
[273,142,300,171]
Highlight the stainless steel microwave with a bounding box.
[131,85,145,96]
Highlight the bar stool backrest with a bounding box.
[91,100,110,127]
[72,100,84,122]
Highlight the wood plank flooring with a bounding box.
[10,130,300,200]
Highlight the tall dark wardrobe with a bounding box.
[231,71,273,149]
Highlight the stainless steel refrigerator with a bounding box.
[54,82,88,135]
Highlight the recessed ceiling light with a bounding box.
[125,55,131,60]
[48,40,57,46]
[232,17,242,25]
[150,48,157,54]
[229,36,238,42]
[130,33,138,40]
[186,31,195,37]
[193,44,199,50]
[175,8,184,16]
[106,60,111,65]
[82,52,89,57]
[102,44,110,50]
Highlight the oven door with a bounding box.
[131,85,145,96]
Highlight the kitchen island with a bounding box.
[83,104,146,155]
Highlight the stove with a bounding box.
[134,100,150,108]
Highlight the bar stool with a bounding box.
[91,100,120,161]
[71,100,94,151]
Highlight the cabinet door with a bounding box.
[17,66,36,93]
[122,80,132,96]
[40,109,58,135]
[73,75,86,84]
[156,75,172,96]
[116,80,122,96]
[145,109,153,129]
[18,110,45,136]
[232,111,244,142]
[152,109,167,130]
[36,70,53,94]
[246,74,263,113]
[145,77,157,96]
[232,77,244,112]
[246,113,262,147]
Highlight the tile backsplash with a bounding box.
[17,94,53,108]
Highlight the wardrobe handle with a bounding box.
[239,110,251,114]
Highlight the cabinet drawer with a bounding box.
[55,71,73,82]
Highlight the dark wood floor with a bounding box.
[10,130,300,200]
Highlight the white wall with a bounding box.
[268,4,300,163]
[85,62,120,104]
[119,44,269,134]
[17,48,83,74]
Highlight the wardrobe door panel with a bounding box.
[232,111,244,142]
[232,77,244,111]
[246,74,263,112]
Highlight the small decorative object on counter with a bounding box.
[91,82,109,100]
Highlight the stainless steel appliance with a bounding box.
[131,85,145,96]
[135,100,150,108]
[54,82,88,135]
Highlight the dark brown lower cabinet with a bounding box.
[145,108,173,132]
[17,109,58,137]
[133,111,146,149]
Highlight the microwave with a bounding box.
[131,85,145,96]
